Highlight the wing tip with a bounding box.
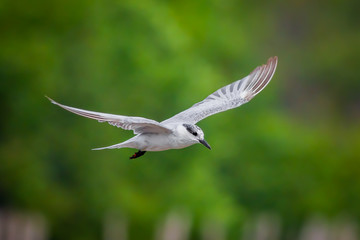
[45,95,57,105]
[92,147,104,151]
[242,56,278,101]
[267,56,278,71]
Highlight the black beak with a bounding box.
[199,139,211,150]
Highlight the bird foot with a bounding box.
[130,150,146,159]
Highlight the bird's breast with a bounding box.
[138,133,195,151]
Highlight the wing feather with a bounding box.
[46,96,172,134]
[162,56,278,125]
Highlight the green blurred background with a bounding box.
[1,0,360,239]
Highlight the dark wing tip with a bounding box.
[268,56,278,69]
[243,56,278,100]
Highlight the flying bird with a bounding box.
[47,56,278,159]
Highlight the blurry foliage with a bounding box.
[0,0,360,239]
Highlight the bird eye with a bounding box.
[183,124,198,137]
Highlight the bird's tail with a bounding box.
[92,139,136,150]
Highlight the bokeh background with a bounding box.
[1,0,360,239]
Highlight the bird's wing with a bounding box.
[46,96,172,134]
[162,56,278,125]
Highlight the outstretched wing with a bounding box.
[162,56,278,125]
[46,97,172,134]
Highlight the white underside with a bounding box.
[93,132,197,152]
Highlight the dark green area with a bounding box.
[1,0,359,239]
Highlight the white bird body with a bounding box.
[47,57,278,159]
[99,125,197,152]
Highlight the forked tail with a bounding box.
[93,139,147,159]
[92,139,136,150]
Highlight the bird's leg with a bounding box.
[130,150,147,159]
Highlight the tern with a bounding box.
[47,56,278,159]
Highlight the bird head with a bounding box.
[182,123,211,150]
